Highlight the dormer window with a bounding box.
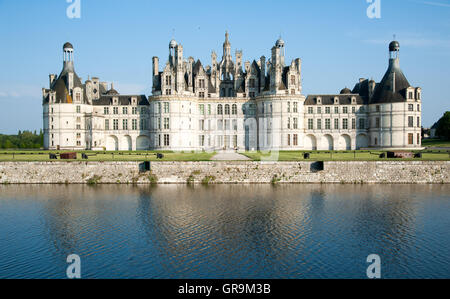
[317,97,322,105]
[408,91,414,99]
[351,97,356,104]
[334,97,339,104]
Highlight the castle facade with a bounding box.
[42,33,422,151]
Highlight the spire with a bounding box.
[223,31,231,58]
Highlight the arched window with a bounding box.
[217,104,223,115]
[232,104,237,115]
[225,104,230,115]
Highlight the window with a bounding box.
[105,119,110,130]
[76,124,81,130]
[198,79,205,89]
[132,119,137,130]
[217,119,223,130]
[359,118,365,129]
[132,107,137,115]
[157,118,161,130]
[376,105,380,112]
[249,78,256,88]
[123,107,128,115]
[417,133,421,145]
[408,104,414,111]
[164,118,170,129]
[122,119,128,130]
[141,107,147,114]
[325,119,331,130]
[199,104,205,115]
[308,119,313,130]
[76,106,81,113]
[408,133,413,145]
[293,102,298,113]
[163,102,170,113]
[225,104,230,115]
[287,118,291,129]
[408,92,414,99]
[199,92,205,98]
[287,134,291,146]
[325,107,331,114]
[76,93,81,102]
[113,107,119,115]
[224,119,230,130]
[376,117,380,128]
[164,134,170,146]
[352,119,356,130]
[291,75,296,85]
[199,135,205,146]
[334,106,339,114]
[417,117,420,128]
[293,134,298,146]
[417,104,420,112]
[308,107,313,114]
[113,119,119,130]
[293,118,298,129]
[165,75,172,86]
[217,104,223,115]
[208,104,211,115]
[317,107,321,114]
[232,119,237,130]
[287,102,291,113]
[408,116,414,128]
[343,107,348,114]
[352,106,356,113]
[343,119,348,130]
[317,119,322,130]
[199,119,205,130]
[232,104,237,115]
[334,118,339,130]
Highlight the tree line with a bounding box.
[0,130,44,149]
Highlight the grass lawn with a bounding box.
[241,150,450,161]
[0,150,216,162]
[422,138,450,148]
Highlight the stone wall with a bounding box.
[0,161,449,184]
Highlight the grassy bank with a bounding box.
[422,138,450,148]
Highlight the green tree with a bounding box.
[436,111,450,140]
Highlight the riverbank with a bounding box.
[0,161,449,184]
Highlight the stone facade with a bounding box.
[42,37,422,152]
[1,161,448,184]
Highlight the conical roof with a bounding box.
[370,58,410,104]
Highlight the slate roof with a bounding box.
[370,59,411,104]
[92,95,149,106]
[305,94,365,105]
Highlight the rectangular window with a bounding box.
[105,119,110,130]
[293,118,298,129]
[287,118,291,129]
[199,135,205,146]
[163,118,170,130]
[359,118,365,129]
[417,133,420,145]
[408,133,413,145]
[123,119,128,130]
[417,117,420,128]
[199,119,205,131]
[417,104,420,112]
[164,134,170,146]
[343,119,348,130]
[113,119,119,130]
[287,134,291,146]
[376,105,380,112]
[76,106,81,113]
[132,119,137,130]
[335,106,339,114]
[113,107,119,115]
[409,92,414,99]
[325,107,331,114]
[317,119,322,130]
[408,104,414,111]
[408,116,414,128]
[199,104,205,115]
[208,104,211,115]
[334,118,339,130]
[293,102,298,113]
[123,107,128,115]
[163,102,170,113]
[287,102,291,113]
[308,107,313,114]
[376,117,380,128]
[308,119,313,130]
[343,107,348,114]
[218,120,223,130]
[293,134,298,146]
[104,107,109,115]
[317,107,321,114]
[352,106,356,113]
[232,119,238,131]
[132,107,137,115]
[325,119,331,130]
[352,118,356,130]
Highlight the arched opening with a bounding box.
[322,134,334,150]
[338,134,352,150]
[304,134,317,150]
[120,135,132,151]
[136,135,150,150]
[356,134,369,150]
[106,135,119,151]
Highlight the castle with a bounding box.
[42,33,422,151]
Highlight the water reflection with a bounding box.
[0,184,449,278]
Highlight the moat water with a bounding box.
[0,184,449,279]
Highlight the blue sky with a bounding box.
[0,0,449,133]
